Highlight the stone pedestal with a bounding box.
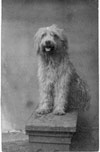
[25,112,78,152]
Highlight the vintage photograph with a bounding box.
[2,0,98,151]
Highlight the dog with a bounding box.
[34,24,90,115]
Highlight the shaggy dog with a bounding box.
[34,25,90,115]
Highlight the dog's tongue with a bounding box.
[45,48,51,52]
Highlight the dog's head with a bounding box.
[34,25,68,56]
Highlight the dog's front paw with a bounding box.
[53,107,65,115]
[36,106,51,115]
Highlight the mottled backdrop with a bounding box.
[2,0,98,151]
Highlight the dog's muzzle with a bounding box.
[42,40,55,53]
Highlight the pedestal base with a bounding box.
[25,112,78,152]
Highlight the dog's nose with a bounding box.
[45,41,51,46]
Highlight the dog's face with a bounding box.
[34,25,68,56]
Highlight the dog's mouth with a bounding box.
[45,46,54,52]
[43,44,55,53]
[45,47,51,52]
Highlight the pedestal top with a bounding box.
[26,111,78,133]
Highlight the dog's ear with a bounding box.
[61,32,68,50]
[34,33,39,53]
[52,26,68,50]
[34,28,43,53]
[34,27,46,54]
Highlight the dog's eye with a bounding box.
[41,33,46,38]
[53,34,59,39]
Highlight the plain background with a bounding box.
[2,0,98,151]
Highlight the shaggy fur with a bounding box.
[34,24,90,115]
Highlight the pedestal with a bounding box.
[25,112,78,152]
